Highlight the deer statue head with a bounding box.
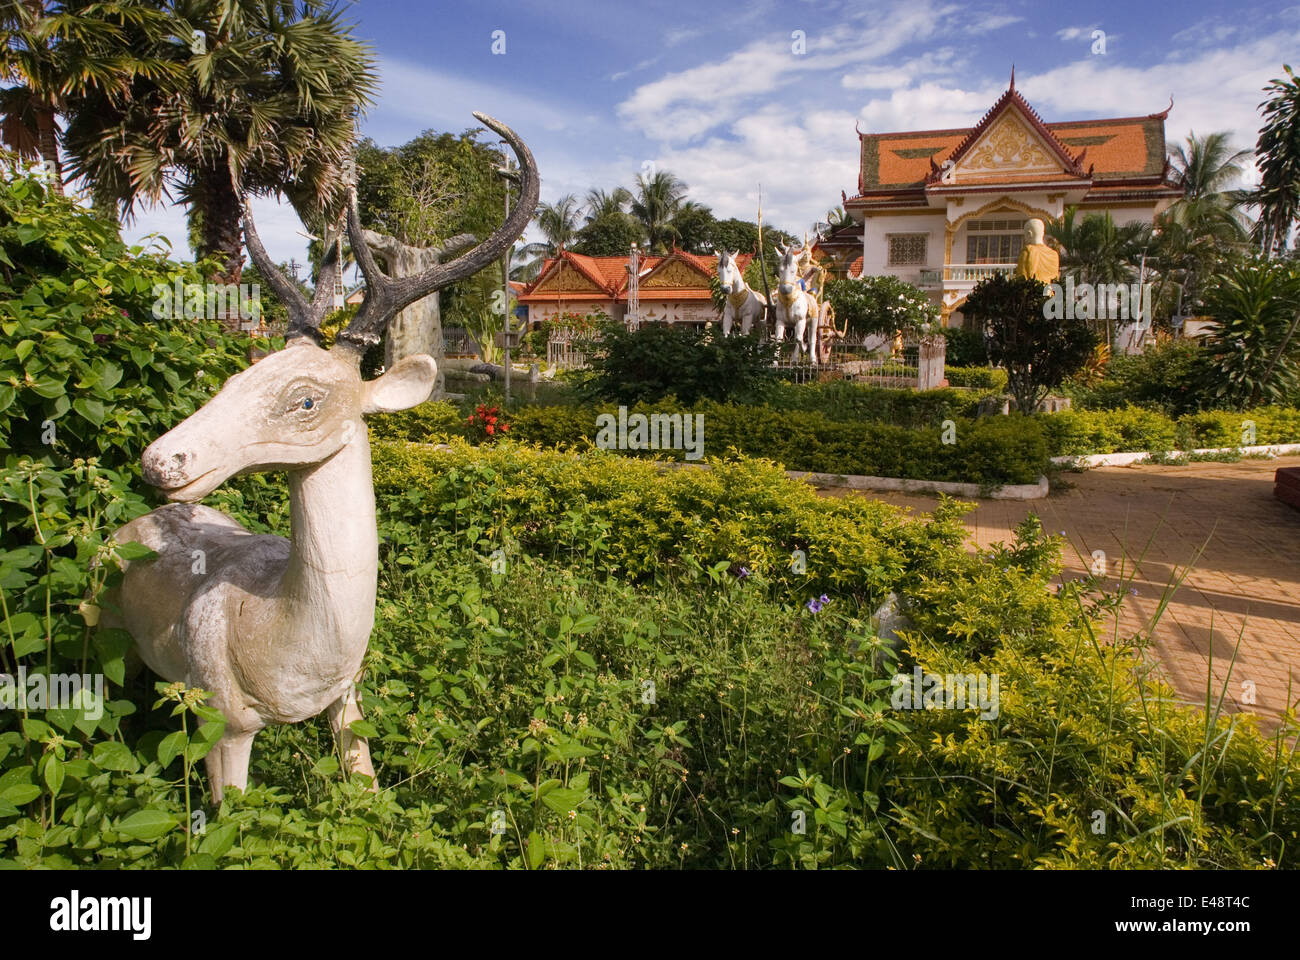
[110,113,539,801]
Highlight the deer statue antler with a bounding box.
[337,112,539,354]
[105,112,541,802]
[243,203,346,343]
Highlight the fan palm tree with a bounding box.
[58,0,377,285]
[631,169,687,253]
[0,0,70,192]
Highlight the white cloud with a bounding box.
[1056,25,1096,42]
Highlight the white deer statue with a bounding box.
[105,113,538,801]
[716,250,766,336]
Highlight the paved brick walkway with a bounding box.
[832,456,1300,728]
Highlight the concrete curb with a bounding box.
[1051,442,1300,469]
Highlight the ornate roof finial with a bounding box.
[1009,64,1015,92]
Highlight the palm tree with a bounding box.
[631,169,687,253]
[533,194,581,249]
[1170,131,1251,202]
[59,0,378,285]
[813,205,853,238]
[1142,133,1253,316]
[512,193,581,278]
[1251,64,1300,257]
[0,0,69,192]
[584,186,631,223]
[1048,207,1151,285]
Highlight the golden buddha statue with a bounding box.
[1014,218,1059,283]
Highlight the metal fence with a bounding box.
[443,326,478,357]
[538,325,947,390]
[546,330,600,370]
[772,334,946,389]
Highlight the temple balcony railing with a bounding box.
[917,263,1016,289]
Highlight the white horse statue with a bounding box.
[774,243,820,359]
[716,250,766,336]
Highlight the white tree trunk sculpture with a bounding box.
[360,229,476,398]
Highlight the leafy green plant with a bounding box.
[824,274,939,337]
[944,365,1007,392]
[580,321,776,406]
[1200,258,1300,409]
[965,272,1097,413]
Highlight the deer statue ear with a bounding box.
[361,354,438,414]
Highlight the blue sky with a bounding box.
[121,0,1300,276]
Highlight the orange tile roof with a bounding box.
[854,79,1176,197]
[519,248,751,303]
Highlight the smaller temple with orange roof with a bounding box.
[842,70,1184,327]
[517,247,753,328]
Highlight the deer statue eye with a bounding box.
[302,398,314,410]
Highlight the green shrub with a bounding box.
[1067,339,1211,415]
[941,325,990,367]
[581,322,776,406]
[1039,404,1300,456]
[484,404,1049,486]
[944,366,1008,392]
[0,170,248,478]
[378,389,1041,486]
[1200,258,1300,409]
[369,400,465,443]
[4,435,1297,868]
[752,381,982,426]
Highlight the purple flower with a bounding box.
[806,594,831,614]
[93,334,110,344]
[738,566,751,579]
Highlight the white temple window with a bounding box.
[965,217,1025,264]
[887,233,928,266]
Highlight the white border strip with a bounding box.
[786,470,1050,500]
[660,460,1049,500]
[1051,442,1300,468]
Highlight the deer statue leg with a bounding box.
[327,685,377,791]
[205,728,256,803]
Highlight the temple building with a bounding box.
[842,72,1184,327]
[517,247,752,328]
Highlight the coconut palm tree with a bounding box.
[59,0,377,285]
[631,169,687,253]
[813,205,853,238]
[533,194,581,249]
[584,186,631,223]
[1170,131,1252,203]
[1048,207,1151,285]
[1251,64,1300,257]
[512,193,581,278]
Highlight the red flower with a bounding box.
[486,424,495,435]
[500,423,510,432]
